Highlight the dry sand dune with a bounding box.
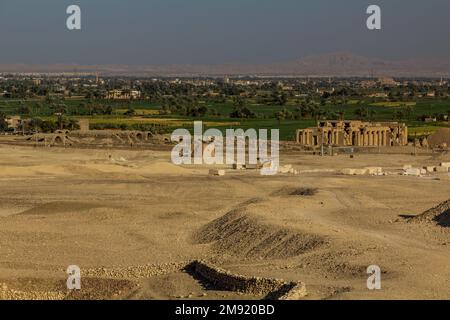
[0,145,449,300]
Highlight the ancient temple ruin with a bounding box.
[296,121,408,147]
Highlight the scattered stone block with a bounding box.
[436,166,450,173]
[279,165,293,174]
[425,166,436,173]
[342,168,368,175]
[354,168,368,175]
[440,162,450,167]
[420,168,427,175]
[403,165,413,170]
[365,167,383,175]
[341,169,356,175]
[209,169,225,176]
[404,168,421,176]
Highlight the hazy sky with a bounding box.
[0,0,449,65]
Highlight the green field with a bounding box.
[1,97,449,140]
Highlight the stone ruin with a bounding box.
[296,120,408,148]
[26,129,170,148]
[20,119,171,148]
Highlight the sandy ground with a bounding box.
[0,144,449,300]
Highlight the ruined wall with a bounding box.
[25,130,161,148]
[187,260,306,300]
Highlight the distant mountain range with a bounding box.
[1,52,450,77]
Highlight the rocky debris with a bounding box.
[365,167,383,175]
[83,262,187,280]
[64,278,138,300]
[186,260,307,300]
[0,283,65,300]
[412,198,450,227]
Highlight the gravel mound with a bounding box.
[412,198,450,227]
[194,207,326,259]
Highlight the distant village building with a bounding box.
[5,116,35,133]
[296,120,408,147]
[106,89,141,100]
[1,91,12,98]
[368,92,388,98]
[378,77,399,86]
[424,117,437,123]
[6,116,22,132]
